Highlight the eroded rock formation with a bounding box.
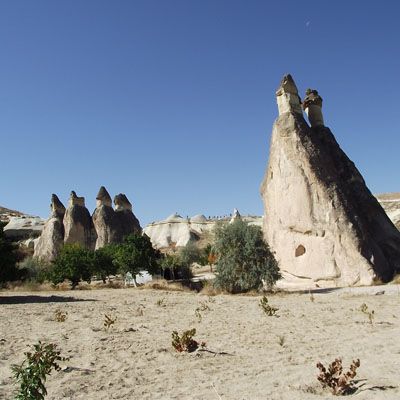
[64,191,97,249]
[113,193,141,242]
[92,186,115,249]
[260,74,400,287]
[34,194,66,261]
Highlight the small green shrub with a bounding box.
[259,295,279,316]
[213,220,281,293]
[11,341,67,400]
[171,328,204,353]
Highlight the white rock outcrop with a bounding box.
[260,74,400,287]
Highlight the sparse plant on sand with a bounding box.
[171,328,205,353]
[316,358,360,395]
[259,295,279,316]
[54,309,68,322]
[309,291,315,303]
[359,303,374,324]
[104,314,117,330]
[277,335,285,347]
[156,298,166,307]
[11,341,68,400]
[194,300,211,322]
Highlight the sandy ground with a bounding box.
[1,285,400,400]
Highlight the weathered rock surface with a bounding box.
[376,193,400,230]
[92,186,115,249]
[63,191,97,249]
[34,194,66,261]
[3,216,45,239]
[112,193,142,242]
[144,212,262,249]
[261,74,400,287]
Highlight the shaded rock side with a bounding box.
[260,76,400,287]
[92,186,115,249]
[112,193,142,242]
[34,194,66,261]
[63,191,97,249]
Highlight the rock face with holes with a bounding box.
[34,194,66,261]
[260,74,400,287]
[63,191,97,249]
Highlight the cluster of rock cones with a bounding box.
[34,187,141,261]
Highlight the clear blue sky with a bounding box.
[1,1,399,225]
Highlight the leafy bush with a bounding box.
[317,358,360,395]
[159,253,193,281]
[179,242,202,266]
[11,341,67,400]
[259,295,279,316]
[112,233,160,276]
[0,222,19,284]
[18,257,51,283]
[50,244,94,289]
[213,219,281,293]
[92,244,119,283]
[171,328,203,353]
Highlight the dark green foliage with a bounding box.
[159,253,193,280]
[112,233,160,276]
[17,257,51,284]
[0,222,19,284]
[11,341,67,400]
[92,245,119,283]
[50,244,94,289]
[214,219,281,293]
[178,242,202,266]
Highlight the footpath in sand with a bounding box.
[0,285,399,399]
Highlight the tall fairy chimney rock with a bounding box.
[303,88,324,127]
[63,191,97,249]
[92,186,115,249]
[113,193,141,242]
[34,194,66,261]
[260,74,400,287]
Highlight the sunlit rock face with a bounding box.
[92,186,115,249]
[260,74,400,287]
[63,191,97,249]
[34,194,66,261]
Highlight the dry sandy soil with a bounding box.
[1,285,400,399]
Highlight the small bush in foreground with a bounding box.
[172,328,205,353]
[11,341,67,400]
[359,303,375,324]
[104,314,117,330]
[214,220,281,293]
[317,358,360,395]
[259,295,279,316]
[54,309,68,322]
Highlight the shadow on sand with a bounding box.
[0,295,97,305]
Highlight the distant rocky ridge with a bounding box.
[33,187,141,261]
[144,211,263,249]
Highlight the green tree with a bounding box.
[113,233,160,276]
[214,219,281,293]
[179,241,201,266]
[0,222,19,284]
[159,253,192,280]
[51,244,94,289]
[92,244,119,283]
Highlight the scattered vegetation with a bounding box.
[194,300,211,322]
[0,222,19,285]
[213,220,281,293]
[277,335,285,347]
[359,303,375,324]
[159,253,193,281]
[54,309,68,322]
[104,314,117,330]
[11,341,68,400]
[316,358,360,395]
[171,328,205,353]
[156,298,166,307]
[259,295,279,316]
